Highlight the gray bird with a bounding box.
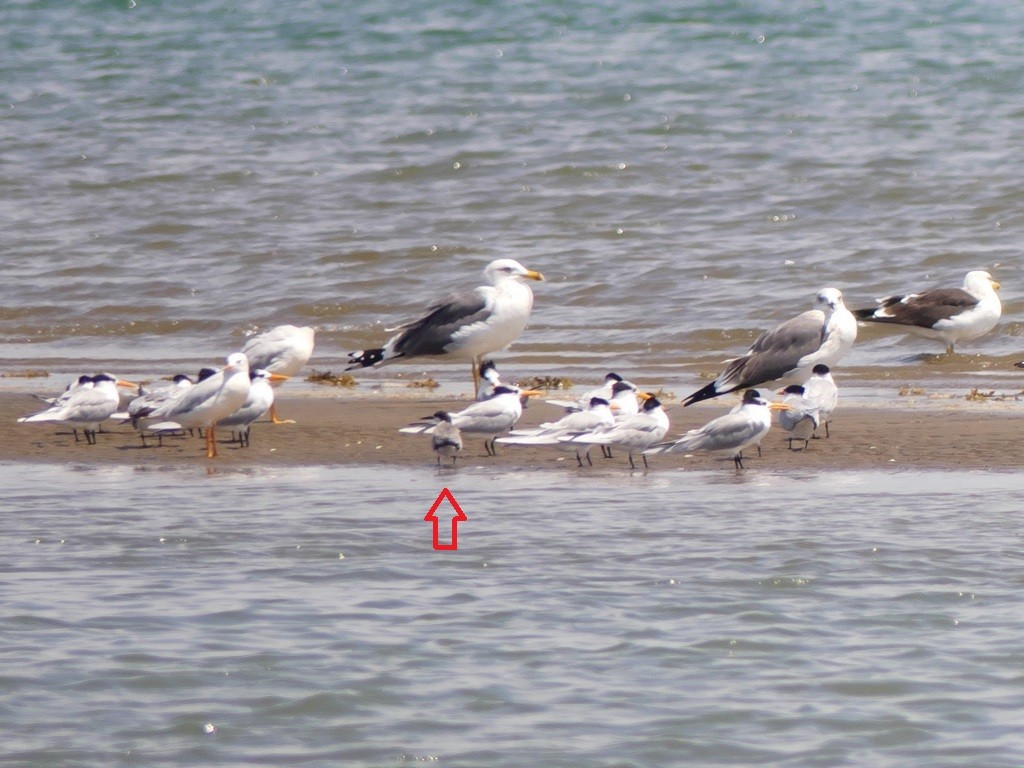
[428,411,463,466]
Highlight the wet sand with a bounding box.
[2,389,1023,471]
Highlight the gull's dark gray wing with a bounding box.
[391,287,490,357]
[855,288,977,329]
[720,310,825,390]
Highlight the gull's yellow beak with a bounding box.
[268,373,291,382]
[116,379,138,389]
[518,388,546,397]
[769,402,793,411]
[636,391,653,401]
[525,269,545,281]
[992,279,1001,290]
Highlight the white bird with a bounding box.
[242,325,315,423]
[803,363,838,438]
[32,374,94,406]
[647,389,790,470]
[347,259,545,391]
[565,396,669,469]
[476,359,504,400]
[426,411,463,466]
[683,288,857,406]
[776,384,819,451]
[853,270,1000,354]
[607,380,644,420]
[217,369,290,447]
[145,353,252,458]
[125,373,196,446]
[18,373,137,444]
[399,384,543,456]
[497,396,616,466]
[545,372,627,410]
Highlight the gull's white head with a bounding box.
[225,353,250,373]
[963,270,999,296]
[484,259,545,284]
[815,288,846,312]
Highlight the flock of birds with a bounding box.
[351,260,1000,470]
[14,258,1004,470]
[17,326,316,458]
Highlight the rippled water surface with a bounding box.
[3,462,1024,767]
[3,0,1024,393]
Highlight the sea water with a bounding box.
[2,462,1023,766]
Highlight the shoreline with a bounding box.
[2,388,1023,471]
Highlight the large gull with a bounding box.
[683,288,857,407]
[145,353,252,458]
[347,259,544,391]
[852,270,1000,354]
[242,325,315,423]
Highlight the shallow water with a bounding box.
[2,0,1024,395]
[3,462,1023,767]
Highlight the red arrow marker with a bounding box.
[424,488,467,550]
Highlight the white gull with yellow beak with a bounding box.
[347,259,544,391]
[853,270,1000,354]
[683,288,856,407]
[146,353,252,458]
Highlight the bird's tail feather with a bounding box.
[18,412,62,423]
[145,421,184,432]
[682,381,724,407]
[399,424,435,435]
[346,348,388,370]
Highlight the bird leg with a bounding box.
[642,454,650,469]
[627,453,636,469]
[471,357,481,396]
[734,454,745,471]
[602,445,613,458]
[206,425,218,458]
[269,403,295,425]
